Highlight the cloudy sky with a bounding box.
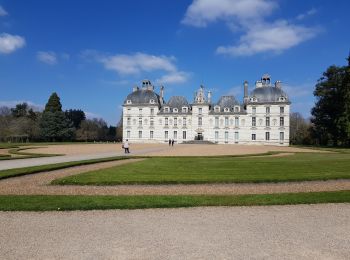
[0,0,349,125]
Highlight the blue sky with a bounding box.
[0,0,349,125]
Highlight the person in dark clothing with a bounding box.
[172,139,174,146]
[169,139,171,146]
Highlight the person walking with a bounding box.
[123,139,130,154]
[171,139,174,146]
[169,139,171,146]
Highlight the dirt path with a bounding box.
[0,158,349,195]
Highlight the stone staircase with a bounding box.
[181,140,216,145]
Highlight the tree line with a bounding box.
[0,92,123,142]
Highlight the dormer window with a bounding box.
[182,107,188,113]
[150,99,155,104]
[279,97,285,102]
[164,107,169,113]
[250,97,257,102]
[126,100,132,104]
[173,108,178,113]
[224,107,230,113]
[214,106,220,113]
[234,106,240,112]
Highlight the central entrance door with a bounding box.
[195,133,203,140]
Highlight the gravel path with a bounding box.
[1,204,349,259]
[0,158,349,195]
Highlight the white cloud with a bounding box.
[0,6,8,16]
[37,51,57,65]
[0,101,44,111]
[183,0,320,56]
[98,52,177,75]
[217,21,319,56]
[296,8,317,21]
[156,71,190,85]
[182,0,276,27]
[0,33,25,54]
[85,111,102,119]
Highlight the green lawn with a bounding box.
[0,156,130,180]
[53,153,350,185]
[0,191,349,211]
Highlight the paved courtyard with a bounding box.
[1,204,349,259]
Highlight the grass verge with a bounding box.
[0,156,130,180]
[0,191,349,211]
[53,153,350,185]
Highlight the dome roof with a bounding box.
[249,87,289,103]
[167,96,189,109]
[124,89,161,105]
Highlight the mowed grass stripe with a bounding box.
[0,191,349,211]
[53,153,350,185]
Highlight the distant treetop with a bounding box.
[44,92,62,113]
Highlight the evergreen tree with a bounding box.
[65,109,86,128]
[311,54,350,146]
[44,92,62,112]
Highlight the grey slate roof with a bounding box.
[249,87,289,103]
[124,89,162,105]
[160,96,191,114]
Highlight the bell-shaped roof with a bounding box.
[249,87,289,103]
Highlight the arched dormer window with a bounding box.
[224,107,230,113]
[234,106,240,112]
[173,108,178,113]
[250,97,257,102]
[279,97,285,102]
[150,99,155,104]
[126,100,132,104]
[214,106,220,113]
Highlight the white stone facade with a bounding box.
[123,75,290,146]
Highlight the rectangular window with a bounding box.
[198,117,202,126]
[235,117,239,127]
[138,131,142,138]
[215,131,219,141]
[280,117,284,127]
[266,107,270,114]
[215,117,219,128]
[127,131,130,138]
[173,131,177,139]
[127,117,131,126]
[174,118,177,127]
[234,132,239,143]
[225,117,229,127]
[183,131,186,140]
[182,107,187,113]
[138,118,142,126]
[280,132,284,143]
[165,131,168,140]
[150,108,154,115]
[252,117,256,127]
[280,107,284,114]
[266,117,270,127]
[252,107,256,114]
[150,131,154,139]
[198,108,202,115]
[183,117,186,127]
[265,132,270,140]
[127,108,131,114]
[150,119,154,127]
[252,134,256,141]
[165,118,168,126]
[225,131,229,143]
[139,108,142,115]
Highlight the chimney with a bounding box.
[275,80,282,89]
[208,91,212,104]
[243,81,249,104]
[160,86,164,104]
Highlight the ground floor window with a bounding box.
[252,133,256,141]
[173,131,177,139]
[165,131,168,140]
[127,131,130,138]
[215,131,219,142]
[138,131,142,139]
[225,131,228,143]
[183,131,186,140]
[150,131,154,139]
[234,132,239,143]
[280,132,284,143]
[265,132,270,140]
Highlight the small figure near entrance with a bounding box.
[123,139,130,154]
[172,139,175,146]
[168,139,171,146]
